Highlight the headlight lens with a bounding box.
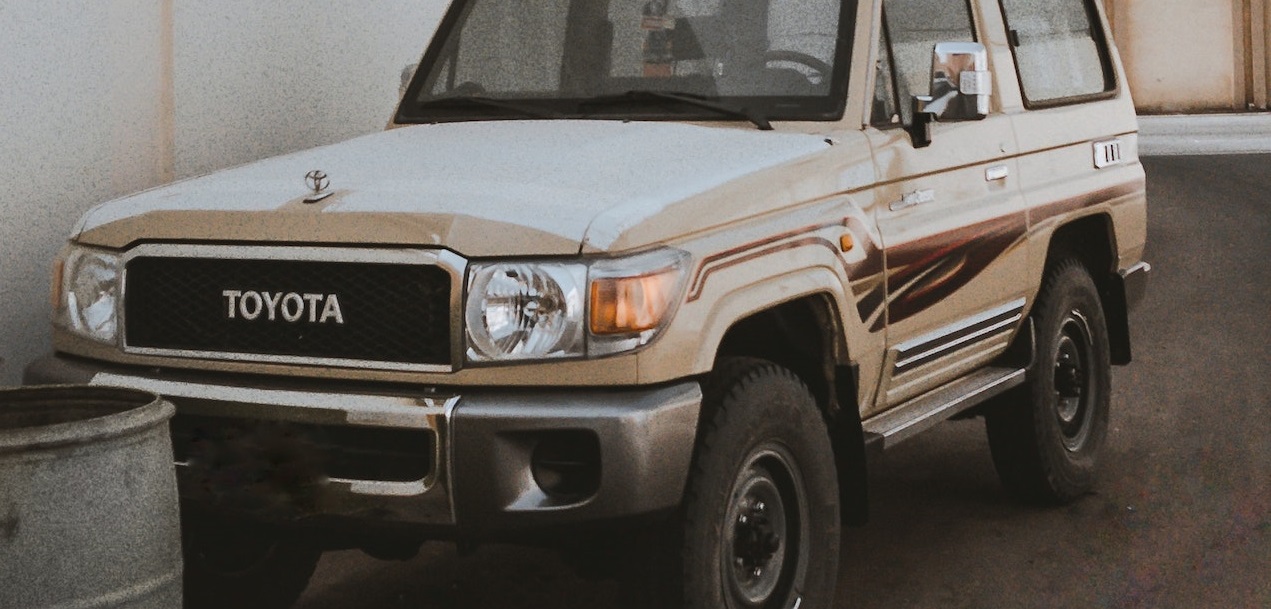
[464,249,690,363]
[55,246,122,344]
[465,262,587,362]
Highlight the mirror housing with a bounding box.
[908,42,992,147]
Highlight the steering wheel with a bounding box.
[764,50,832,84]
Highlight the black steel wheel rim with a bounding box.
[1053,310,1096,452]
[722,445,808,608]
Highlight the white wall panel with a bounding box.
[172,1,447,178]
[0,0,447,384]
[0,0,171,383]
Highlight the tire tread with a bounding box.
[986,258,1111,504]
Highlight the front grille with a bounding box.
[125,257,451,366]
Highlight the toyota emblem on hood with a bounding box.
[304,170,334,203]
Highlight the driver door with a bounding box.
[864,0,1029,414]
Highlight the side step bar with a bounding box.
[862,366,1026,454]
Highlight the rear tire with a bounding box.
[986,260,1111,504]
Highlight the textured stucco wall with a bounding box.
[0,1,447,384]
[0,1,172,385]
[172,1,447,179]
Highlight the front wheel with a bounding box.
[679,357,840,609]
[986,260,1112,504]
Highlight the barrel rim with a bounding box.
[0,385,175,454]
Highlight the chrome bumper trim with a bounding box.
[90,371,458,524]
[24,354,703,531]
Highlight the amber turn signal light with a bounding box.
[590,270,679,335]
[839,233,855,252]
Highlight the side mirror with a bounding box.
[908,42,992,147]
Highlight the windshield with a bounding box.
[396,0,856,125]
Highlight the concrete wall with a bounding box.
[0,0,172,384]
[0,0,446,384]
[172,1,447,179]
[1106,0,1271,113]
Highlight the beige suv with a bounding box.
[26,0,1149,607]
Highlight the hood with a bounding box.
[76,120,830,256]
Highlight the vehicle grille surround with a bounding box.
[124,257,452,367]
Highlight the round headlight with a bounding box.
[62,248,120,343]
[465,262,586,361]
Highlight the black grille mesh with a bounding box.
[125,257,451,366]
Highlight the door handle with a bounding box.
[890,189,935,211]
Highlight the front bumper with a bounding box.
[24,354,701,536]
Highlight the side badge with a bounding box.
[1093,139,1124,169]
[304,170,334,203]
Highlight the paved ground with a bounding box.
[297,154,1270,609]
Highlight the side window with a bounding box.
[999,0,1114,105]
[875,0,976,126]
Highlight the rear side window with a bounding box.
[999,0,1114,105]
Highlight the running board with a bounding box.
[862,367,1026,454]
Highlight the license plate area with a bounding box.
[172,414,436,519]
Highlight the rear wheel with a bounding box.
[986,260,1111,503]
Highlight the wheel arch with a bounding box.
[1042,213,1132,365]
[710,293,870,526]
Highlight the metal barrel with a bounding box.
[0,386,182,609]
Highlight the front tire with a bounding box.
[986,260,1112,504]
[680,357,841,609]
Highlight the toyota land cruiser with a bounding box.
[25,0,1149,607]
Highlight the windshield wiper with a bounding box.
[579,90,772,131]
[414,95,562,119]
